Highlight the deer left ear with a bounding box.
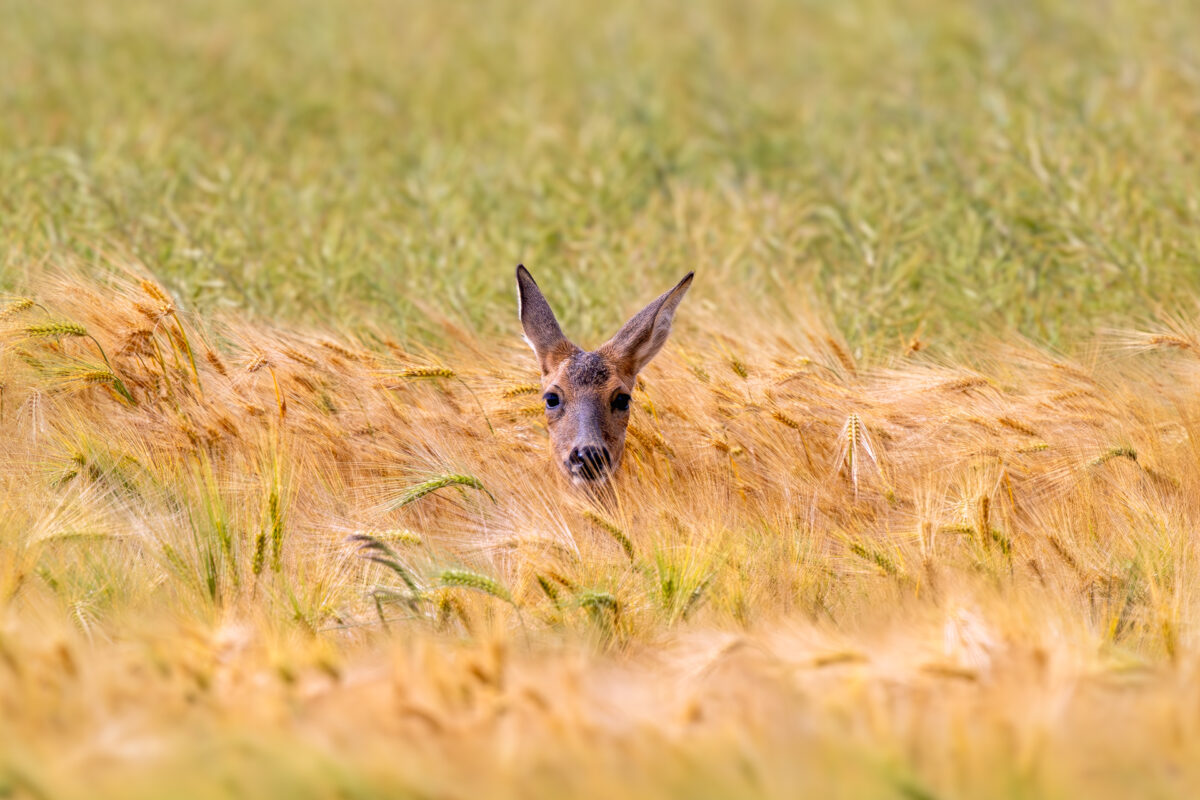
[601,272,694,378]
[516,264,578,375]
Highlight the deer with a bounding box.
[516,264,694,486]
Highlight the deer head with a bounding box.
[516,265,694,486]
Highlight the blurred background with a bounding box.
[3,0,1198,350]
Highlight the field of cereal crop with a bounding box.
[4,1,1200,797]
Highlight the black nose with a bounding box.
[568,445,611,479]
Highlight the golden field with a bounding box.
[3,269,1200,798]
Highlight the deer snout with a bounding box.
[567,445,611,481]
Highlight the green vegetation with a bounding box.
[4,0,1200,349]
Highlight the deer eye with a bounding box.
[611,393,631,412]
[544,392,561,409]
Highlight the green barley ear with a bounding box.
[433,588,473,633]
[439,568,513,604]
[1088,446,1137,468]
[24,316,125,382]
[50,364,137,405]
[579,590,620,635]
[350,533,423,601]
[161,542,189,575]
[848,540,902,577]
[536,575,562,606]
[0,298,34,320]
[12,348,44,369]
[987,528,1013,557]
[354,528,423,546]
[251,440,288,573]
[680,575,712,620]
[90,371,134,404]
[251,531,267,576]
[583,509,634,561]
[579,590,619,617]
[390,472,495,509]
[267,490,285,572]
[25,321,89,339]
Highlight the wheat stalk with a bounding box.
[355,529,423,546]
[349,534,423,598]
[835,412,880,497]
[390,472,495,509]
[283,347,318,367]
[826,337,856,374]
[1088,446,1137,468]
[139,280,170,304]
[502,382,540,398]
[536,575,562,606]
[0,298,34,320]
[267,489,285,572]
[57,367,136,404]
[848,540,902,576]
[388,366,494,435]
[583,509,634,561]
[579,591,620,632]
[439,568,513,604]
[938,376,990,392]
[1145,334,1196,351]
[514,401,544,417]
[251,531,267,577]
[25,321,89,338]
[320,340,365,361]
[997,416,1039,437]
[394,366,456,380]
[771,409,803,430]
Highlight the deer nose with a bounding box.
[568,445,611,480]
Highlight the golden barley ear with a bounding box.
[601,272,694,379]
[515,265,577,375]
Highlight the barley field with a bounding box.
[4,1,1200,798]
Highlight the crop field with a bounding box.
[4,0,1200,798]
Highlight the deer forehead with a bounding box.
[546,351,629,395]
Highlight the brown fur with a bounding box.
[516,265,693,484]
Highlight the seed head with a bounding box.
[0,298,34,320]
[396,366,456,379]
[204,349,228,376]
[140,280,171,304]
[502,382,540,398]
[25,321,88,338]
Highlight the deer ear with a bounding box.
[602,272,694,378]
[516,265,576,375]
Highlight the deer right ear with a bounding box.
[601,271,693,379]
[516,265,575,375]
